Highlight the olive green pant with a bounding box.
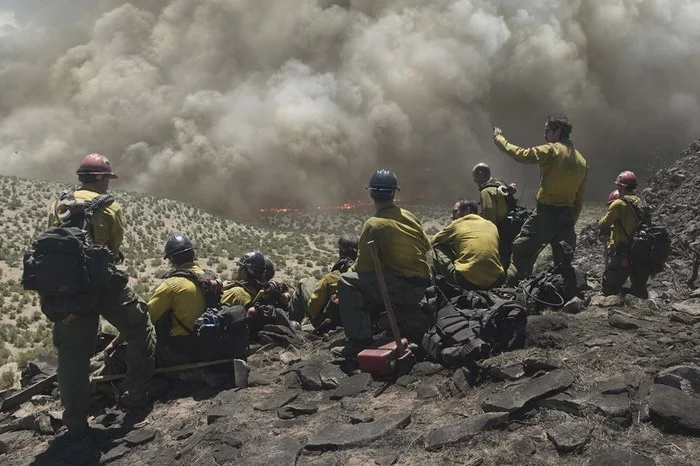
[507,204,576,285]
[337,271,429,343]
[291,277,317,323]
[432,245,505,290]
[602,247,649,299]
[52,283,155,435]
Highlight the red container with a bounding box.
[357,338,410,376]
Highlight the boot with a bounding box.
[331,338,374,359]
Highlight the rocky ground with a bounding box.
[1,142,700,465]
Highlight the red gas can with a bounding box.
[357,338,411,376]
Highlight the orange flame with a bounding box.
[259,199,374,214]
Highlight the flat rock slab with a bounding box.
[254,390,300,411]
[547,421,592,453]
[329,373,372,400]
[534,393,583,414]
[608,311,642,330]
[100,445,130,464]
[649,383,700,436]
[413,362,444,376]
[123,429,156,447]
[350,413,374,424]
[588,448,656,466]
[481,370,575,413]
[670,312,700,325]
[671,300,700,316]
[424,412,509,451]
[306,412,411,450]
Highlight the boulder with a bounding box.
[654,364,700,397]
[608,311,643,330]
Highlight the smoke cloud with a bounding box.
[1,0,699,216]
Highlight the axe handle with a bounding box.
[91,358,238,383]
[367,240,405,357]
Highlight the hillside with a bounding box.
[0,164,698,465]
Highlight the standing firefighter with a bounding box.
[333,169,431,358]
[599,171,650,298]
[50,154,155,439]
[493,115,588,285]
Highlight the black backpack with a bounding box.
[158,269,249,361]
[421,281,527,367]
[22,192,114,322]
[619,197,670,276]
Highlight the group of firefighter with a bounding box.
[46,114,651,440]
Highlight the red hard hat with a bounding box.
[76,153,118,178]
[614,170,637,187]
[607,189,620,205]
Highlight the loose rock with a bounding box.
[547,421,592,453]
[654,364,700,396]
[608,311,643,330]
[649,383,700,436]
[123,428,156,447]
[424,413,509,451]
[416,384,439,399]
[481,370,575,413]
[588,449,656,466]
[306,412,411,450]
[101,445,130,464]
[329,373,372,400]
[562,297,584,314]
[254,390,300,411]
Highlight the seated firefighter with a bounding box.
[147,234,248,370]
[222,250,266,308]
[332,169,431,359]
[599,170,650,299]
[303,234,359,333]
[431,200,505,291]
[147,234,209,367]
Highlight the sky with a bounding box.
[1,0,698,216]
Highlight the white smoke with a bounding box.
[1,0,699,216]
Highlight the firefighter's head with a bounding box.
[367,169,399,203]
[544,115,572,142]
[76,153,118,193]
[451,199,478,220]
[471,162,491,187]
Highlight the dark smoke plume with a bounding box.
[1,1,699,216]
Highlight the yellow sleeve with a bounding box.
[573,166,588,222]
[494,134,552,165]
[354,223,374,273]
[109,207,125,253]
[599,201,622,229]
[222,287,253,307]
[431,224,453,247]
[479,189,498,223]
[147,281,174,324]
[307,272,335,319]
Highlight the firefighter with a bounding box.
[493,115,588,285]
[221,250,266,308]
[51,154,155,439]
[147,234,208,367]
[303,234,359,332]
[431,199,505,290]
[471,162,515,269]
[332,170,431,358]
[599,171,650,298]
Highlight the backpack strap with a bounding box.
[478,180,504,191]
[617,196,645,242]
